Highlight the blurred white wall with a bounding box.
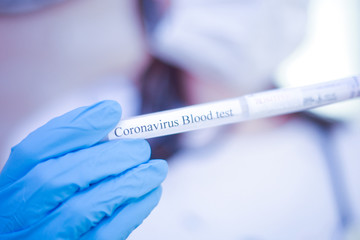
[276,0,360,121]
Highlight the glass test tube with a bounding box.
[107,75,360,140]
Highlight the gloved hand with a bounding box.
[0,100,168,239]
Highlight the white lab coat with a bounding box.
[127,116,360,240]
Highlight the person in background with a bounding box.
[130,1,360,239]
[0,0,359,239]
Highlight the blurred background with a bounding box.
[276,0,360,121]
[0,0,360,239]
[0,0,359,162]
[0,0,359,187]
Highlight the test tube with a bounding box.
[107,75,360,140]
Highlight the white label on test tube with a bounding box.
[301,76,360,107]
[244,89,303,118]
[107,99,243,140]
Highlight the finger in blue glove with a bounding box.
[0,100,168,240]
[0,100,122,187]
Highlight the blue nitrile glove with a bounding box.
[0,100,168,240]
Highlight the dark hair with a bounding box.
[137,0,187,159]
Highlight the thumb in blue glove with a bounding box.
[0,100,168,239]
